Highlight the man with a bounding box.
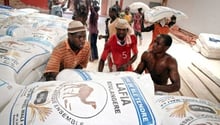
[113,0,121,13]
[135,34,180,93]
[99,6,120,42]
[50,0,67,17]
[98,19,138,72]
[133,8,144,45]
[44,20,90,81]
[122,6,133,25]
[88,5,100,61]
[143,15,176,51]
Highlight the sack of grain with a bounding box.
[154,95,220,125]
[145,6,187,23]
[21,63,46,85]
[0,40,50,84]
[0,76,162,125]
[56,69,155,97]
[0,78,23,112]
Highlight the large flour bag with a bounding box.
[56,69,142,81]
[0,77,162,125]
[56,69,155,96]
[0,40,50,84]
[154,95,220,125]
[0,78,23,111]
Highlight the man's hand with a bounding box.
[98,35,103,40]
[44,72,57,81]
[117,64,128,71]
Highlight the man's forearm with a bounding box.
[98,59,105,72]
[154,83,180,93]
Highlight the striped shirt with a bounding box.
[45,40,90,73]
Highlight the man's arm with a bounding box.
[154,58,180,92]
[98,59,105,72]
[134,51,148,74]
[44,47,62,81]
[118,54,137,71]
[141,23,154,32]
[98,41,110,72]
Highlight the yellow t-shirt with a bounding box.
[123,14,132,24]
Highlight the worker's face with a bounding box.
[68,31,86,50]
[116,28,128,40]
[125,8,129,14]
[152,36,167,53]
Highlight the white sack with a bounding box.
[129,2,150,13]
[198,33,220,59]
[200,47,220,59]
[18,26,67,52]
[145,6,187,23]
[17,8,40,14]
[21,63,46,85]
[0,78,23,112]
[199,33,220,51]
[56,69,155,96]
[154,95,220,125]
[0,40,50,84]
[144,6,174,23]
[0,77,162,125]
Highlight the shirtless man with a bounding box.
[134,34,180,93]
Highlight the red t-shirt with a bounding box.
[101,34,138,71]
[148,23,170,50]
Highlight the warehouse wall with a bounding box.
[167,0,220,35]
[107,0,219,35]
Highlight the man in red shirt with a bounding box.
[98,19,138,72]
[143,15,176,51]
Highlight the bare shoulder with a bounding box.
[141,51,150,56]
[141,51,152,60]
[166,54,178,66]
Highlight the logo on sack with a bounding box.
[52,81,108,118]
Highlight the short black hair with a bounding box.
[138,8,142,12]
[109,6,118,13]
[160,34,172,46]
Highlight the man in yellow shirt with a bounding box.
[122,6,133,25]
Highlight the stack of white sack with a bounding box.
[0,13,71,52]
[154,95,220,125]
[193,33,220,59]
[144,6,187,23]
[0,10,73,85]
[0,7,40,22]
[0,35,51,86]
[0,71,163,125]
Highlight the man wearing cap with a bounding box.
[98,19,138,72]
[44,20,90,81]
